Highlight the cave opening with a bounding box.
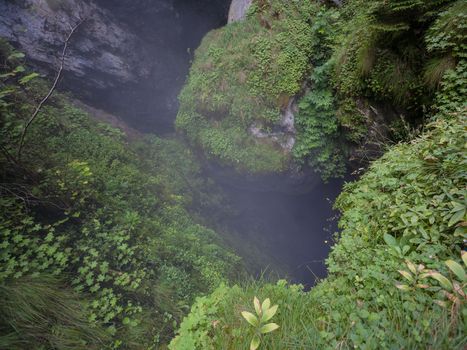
[90,0,345,287]
[71,0,232,133]
[1,0,346,286]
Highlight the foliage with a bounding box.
[176,0,465,179]
[170,280,303,350]
[293,61,345,181]
[170,110,466,348]
[330,0,464,158]
[176,0,323,173]
[0,275,108,350]
[241,296,279,350]
[0,41,242,348]
[2,0,467,347]
[397,252,466,316]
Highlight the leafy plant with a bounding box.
[241,296,280,350]
[396,252,466,325]
[394,260,430,292]
[293,61,345,180]
[172,111,466,349]
[176,1,322,173]
[0,45,242,348]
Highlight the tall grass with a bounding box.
[0,275,108,350]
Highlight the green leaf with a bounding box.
[7,52,25,60]
[254,297,261,316]
[261,298,270,313]
[250,335,261,350]
[462,251,467,267]
[0,72,15,79]
[434,300,447,308]
[261,304,278,323]
[383,233,397,247]
[395,283,411,291]
[406,260,417,274]
[19,72,39,85]
[241,311,258,327]
[398,270,414,282]
[428,272,453,290]
[448,209,465,227]
[260,323,279,334]
[14,65,25,73]
[445,260,466,282]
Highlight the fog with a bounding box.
[82,0,345,286]
[81,0,231,133]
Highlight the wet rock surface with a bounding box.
[0,0,151,89]
[1,0,230,133]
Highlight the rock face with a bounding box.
[0,0,230,133]
[228,0,252,22]
[347,99,400,169]
[0,0,151,89]
[249,98,297,152]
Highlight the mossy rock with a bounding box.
[176,0,320,174]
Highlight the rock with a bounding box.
[0,0,152,90]
[347,99,400,170]
[228,0,252,22]
[0,0,230,133]
[248,98,297,152]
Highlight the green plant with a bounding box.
[176,1,322,173]
[293,61,345,180]
[241,297,279,350]
[394,260,431,291]
[0,45,242,348]
[171,111,466,349]
[0,275,108,349]
[396,252,466,325]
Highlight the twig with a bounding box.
[17,18,84,160]
[0,144,18,165]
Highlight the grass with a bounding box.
[0,275,108,350]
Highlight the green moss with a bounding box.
[177,0,321,173]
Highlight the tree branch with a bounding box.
[17,18,84,160]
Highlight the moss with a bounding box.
[176,0,320,173]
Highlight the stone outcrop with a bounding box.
[249,98,297,152]
[0,0,151,89]
[228,0,252,22]
[0,0,230,133]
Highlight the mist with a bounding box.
[85,0,345,286]
[2,0,345,286]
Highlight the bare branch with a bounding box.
[17,18,84,160]
[0,144,19,165]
